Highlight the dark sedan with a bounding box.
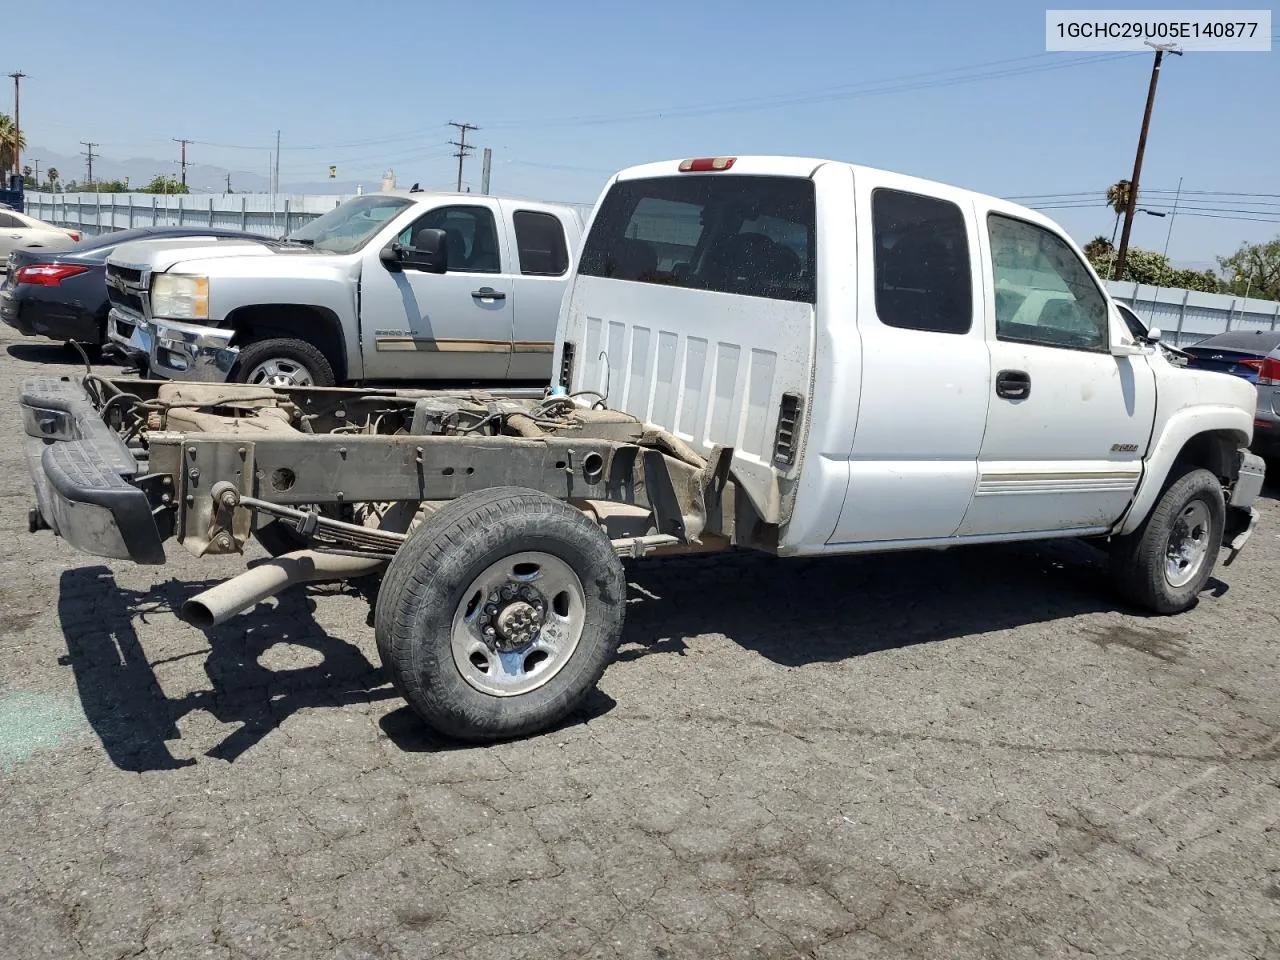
[1182,329,1280,459]
[1,226,254,347]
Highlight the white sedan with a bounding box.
[0,209,81,267]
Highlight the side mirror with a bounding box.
[401,228,448,274]
[1145,326,1163,343]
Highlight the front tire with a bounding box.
[374,488,626,742]
[230,337,335,387]
[1110,466,1225,614]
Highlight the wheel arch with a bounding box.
[225,304,348,383]
[1117,408,1252,536]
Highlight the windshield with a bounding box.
[287,195,413,254]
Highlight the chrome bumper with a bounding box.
[106,307,238,382]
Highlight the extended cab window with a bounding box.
[400,205,500,274]
[988,214,1109,352]
[513,210,569,276]
[578,175,815,303]
[872,189,972,335]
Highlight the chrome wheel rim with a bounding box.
[245,357,315,387]
[1164,500,1211,589]
[450,551,585,697]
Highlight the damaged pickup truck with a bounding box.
[20,156,1266,742]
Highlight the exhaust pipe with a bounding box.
[181,550,386,629]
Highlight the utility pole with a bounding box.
[273,130,281,196]
[8,71,27,178]
[173,138,191,187]
[480,147,492,195]
[81,141,98,185]
[29,157,39,189]
[448,121,479,192]
[225,172,232,194]
[1113,42,1182,282]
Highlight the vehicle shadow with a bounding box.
[56,565,395,772]
[619,539,1204,667]
[6,342,85,365]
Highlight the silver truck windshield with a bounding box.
[288,195,413,254]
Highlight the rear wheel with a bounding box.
[1109,466,1225,614]
[230,337,335,387]
[375,487,626,742]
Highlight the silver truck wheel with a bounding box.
[451,551,586,697]
[374,487,626,742]
[1109,466,1225,614]
[230,337,336,388]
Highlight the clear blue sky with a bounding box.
[11,0,1278,268]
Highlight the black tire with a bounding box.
[1109,466,1225,615]
[374,487,626,742]
[230,337,335,387]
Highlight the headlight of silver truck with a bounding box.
[150,274,210,320]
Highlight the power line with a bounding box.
[80,141,98,184]
[447,121,479,193]
[1114,42,1183,281]
[173,138,191,187]
[7,71,26,177]
[481,52,1137,130]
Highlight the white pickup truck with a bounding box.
[21,155,1265,743]
[103,192,587,387]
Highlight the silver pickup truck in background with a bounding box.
[104,192,588,386]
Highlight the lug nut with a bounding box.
[483,625,496,637]
[484,603,497,616]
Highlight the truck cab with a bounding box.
[105,193,587,386]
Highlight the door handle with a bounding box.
[471,287,505,300]
[995,369,1031,400]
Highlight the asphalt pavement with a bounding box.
[1,323,1278,959]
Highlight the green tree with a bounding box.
[1217,236,1280,302]
[1086,244,1220,294]
[46,167,59,192]
[21,165,34,189]
[140,174,189,195]
[0,113,25,174]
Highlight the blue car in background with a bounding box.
[1182,330,1280,461]
[2,226,254,351]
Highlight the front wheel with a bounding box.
[1109,466,1225,614]
[230,337,335,387]
[374,487,626,742]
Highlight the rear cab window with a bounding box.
[871,188,973,334]
[513,210,569,276]
[577,175,816,303]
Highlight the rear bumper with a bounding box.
[20,376,167,564]
[105,308,239,382]
[3,291,102,343]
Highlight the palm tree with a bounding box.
[1105,180,1132,245]
[0,113,26,174]
[46,167,59,191]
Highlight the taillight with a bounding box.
[1258,357,1280,386]
[678,157,737,172]
[14,264,91,286]
[67,232,81,242]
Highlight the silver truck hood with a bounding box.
[108,237,314,273]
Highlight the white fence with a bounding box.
[1106,281,1280,346]
[24,191,352,240]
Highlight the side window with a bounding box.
[0,213,21,228]
[399,205,500,273]
[513,210,569,276]
[872,189,973,335]
[987,214,1109,352]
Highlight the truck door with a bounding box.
[828,178,991,544]
[359,202,514,381]
[956,210,1157,536]
[505,206,572,381]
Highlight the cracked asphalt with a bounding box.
[2,323,1279,959]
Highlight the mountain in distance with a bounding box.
[25,146,374,195]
